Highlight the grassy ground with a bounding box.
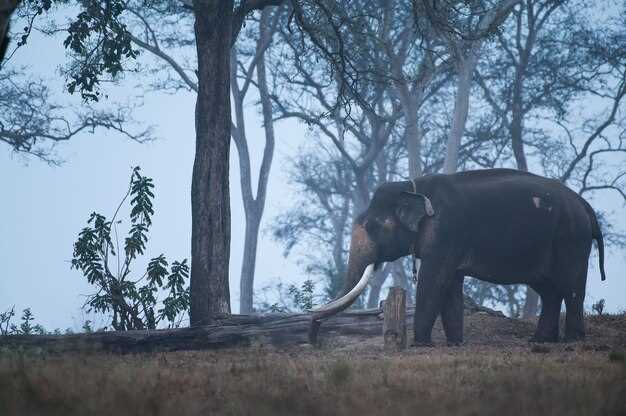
[1,314,625,416]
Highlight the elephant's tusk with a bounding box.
[308,263,375,320]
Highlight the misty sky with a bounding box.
[1,20,625,331]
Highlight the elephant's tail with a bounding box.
[583,199,606,281]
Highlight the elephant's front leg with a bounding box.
[413,258,457,346]
[440,272,464,345]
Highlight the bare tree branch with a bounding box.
[0,70,152,164]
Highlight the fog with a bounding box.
[1,15,625,331]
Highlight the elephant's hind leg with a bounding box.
[564,272,586,341]
[561,255,589,341]
[564,292,585,341]
[530,283,562,343]
[441,272,464,345]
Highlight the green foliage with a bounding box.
[71,166,190,330]
[0,307,16,336]
[63,0,139,101]
[592,299,606,316]
[12,308,45,335]
[82,320,93,333]
[1,308,45,335]
[13,0,54,50]
[254,279,319,313]
[288,279,315,311]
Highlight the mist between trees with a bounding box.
[1,0,626,327]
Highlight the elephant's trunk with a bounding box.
[308,223,377,322]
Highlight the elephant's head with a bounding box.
[309,181,435,322]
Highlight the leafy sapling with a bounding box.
[71,166,190,331]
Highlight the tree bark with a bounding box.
[510,46,529,172]
[397,89,423,179]
[232,10,277,313]
[391,259,410,292]
[406,119,422,179]
[509,36,539,318]
[0,0,19,67]
[329,195,350,298]
[239,212,261,313]
[392,76,424,179]
[439,0,520,175]
[190,0,234,325]
[0,311,386,353]
[366,262,393,308]
[383,287,407,351]
[0,301,505,353]
[443,53,477,174]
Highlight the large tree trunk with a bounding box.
[406,120,422,179]
[234,10,277,313]
[190,0,233,325]
[366,263,393,308]
[328,196,350,298]
[510,99,528,171]
[0,0,19,67]
[510,56,539,318]
[391,260,408,290]
[239,211,261,313]
[394,84,423,179]
[443,53,478,174]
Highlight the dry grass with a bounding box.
[1,314,625,416]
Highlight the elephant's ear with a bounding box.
[395,192,435,232]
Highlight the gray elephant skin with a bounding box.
[311,168,606,345]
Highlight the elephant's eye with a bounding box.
[364,218,382,236]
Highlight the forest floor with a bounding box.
[1,312,625,416]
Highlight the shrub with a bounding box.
[71,166,189,330]
[0,307,45,335]
[255,279,318,313]
[592,299,606,316]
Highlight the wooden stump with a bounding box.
[383,287,407,351]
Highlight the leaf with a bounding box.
[129,169,155,227]
[146,254,168,286]
[124,223,149,260]
[62,0,140,101]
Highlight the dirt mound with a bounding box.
[327,312,626,352]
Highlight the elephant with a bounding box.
[309,168,606,345]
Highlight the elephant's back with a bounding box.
[449,168,574,207]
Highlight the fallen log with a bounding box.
[0,309,382,353]
[0,299,504,354]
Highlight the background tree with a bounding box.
[415,0,522,174]
[6,0,624,321]
[0,69,150,163]
[57,1,284,315]
[231,8,281,313]
[14,0,284,324]
[270,1,406,304]
[472,0,626,316]
[271,0,488,308]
